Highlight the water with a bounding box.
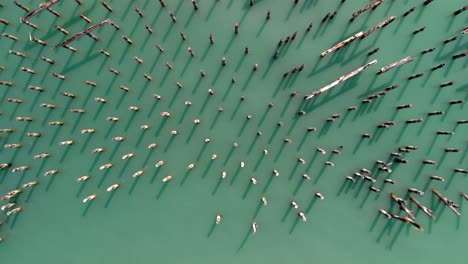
[0,0,467,263]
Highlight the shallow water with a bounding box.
[0,0,467,263]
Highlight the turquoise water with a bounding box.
[0,0,467,263]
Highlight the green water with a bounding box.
[0,0,467,263]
